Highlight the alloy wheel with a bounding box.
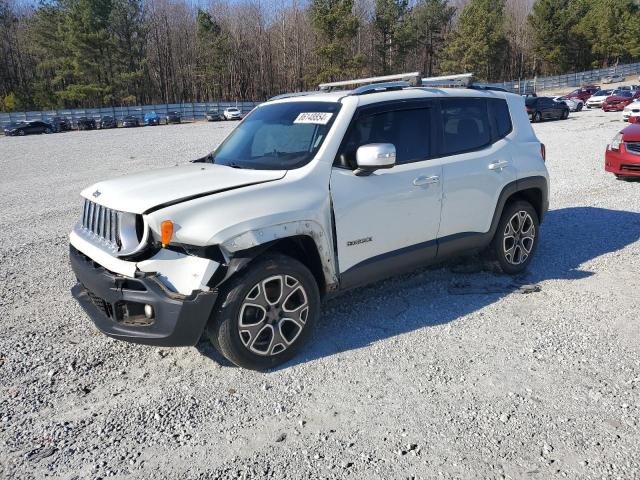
[502,210,535,265]
[238,274,309,356]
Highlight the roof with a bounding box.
[265,86,511,107]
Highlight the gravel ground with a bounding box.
[0,110,639,480]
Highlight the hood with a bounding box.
[81,163,286,214]
[622,124,640,142]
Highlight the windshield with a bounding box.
[613,91,632,97]
[210,101,341,170]
[594,90,612,96]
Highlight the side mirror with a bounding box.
[354,143,396,176]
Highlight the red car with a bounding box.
[605,122,640,178]
[565,85,600,102]
[602,90,639,111]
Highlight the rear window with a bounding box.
[440,98,491,155]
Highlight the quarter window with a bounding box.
[440,98,491,155]
[488,99,512,139]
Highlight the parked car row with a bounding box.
[3,107,245,136]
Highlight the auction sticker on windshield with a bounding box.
[294,112,333,125]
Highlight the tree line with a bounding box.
[1,0,639,111]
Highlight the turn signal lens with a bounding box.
[160,220,173,247]
[540,143,546,162]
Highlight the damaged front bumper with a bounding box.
[70,246,218,346]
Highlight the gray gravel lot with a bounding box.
[1,111,639,480]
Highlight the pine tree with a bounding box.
[411,0,456,77]
[374,0,413,74]
[576,0,640,68]
[196,9,230,101]
[528,0,591,75]
[309,0,362,83]
[441,0,508,81]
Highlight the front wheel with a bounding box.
[532,112,542,123]
[206,254,320,370]
[561,109,569,119]
[490,201,539,275]
[576,103,583,112]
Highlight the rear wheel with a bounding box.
[532,111,542,123]
[18,129,25,136]
[490,201,539,275]
[44,127,52,134]
[576,103,583,112]
[561,109,569,119]
[206,254,320,370]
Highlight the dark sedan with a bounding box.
[206,110,224,121]
[50,116,71,132]
[77,117,97,130]
[3,120,53,136]
[526,96,570,122]
[122,115,140,127]
[99,116,117,129]
[165,111,181,124]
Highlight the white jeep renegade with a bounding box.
[69,73,549,370]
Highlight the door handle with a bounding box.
[413,175,440,186]
[488,160,509,171]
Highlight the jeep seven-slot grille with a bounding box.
[81,199,122,249]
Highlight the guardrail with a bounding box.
[0,101,261,129]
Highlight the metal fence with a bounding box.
[0,101,261,129]
[3,62,640,127]
[486,62,640,94]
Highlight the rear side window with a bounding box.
[341,108,431,165]
[488,99,512,139]
[440,98,491,155]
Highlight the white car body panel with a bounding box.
[586,92,613,108]
[81,164,285,214]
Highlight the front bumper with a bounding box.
[605,146,640,176]
[603,103,627,112]
[70,246,218,346]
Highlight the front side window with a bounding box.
[440,98,491,155]
[339,108,431,167]
[211,101,340,170]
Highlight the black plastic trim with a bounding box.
[70,246,217,346]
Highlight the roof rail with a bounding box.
[318,72,421,91]
[268,91,317,101]
[350,81,410,96]
[420,73,475,88]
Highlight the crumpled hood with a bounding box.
[81,163,286,214]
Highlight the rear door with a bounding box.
[436,97,516,251]
[330,101,443,284]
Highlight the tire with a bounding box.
[532,111,541,123]
[18,129,25,136]
[562,109,569,119]
[44,128,52,134]
[576,103,583,112]
[490,200,540,275]
[206,254,320,370]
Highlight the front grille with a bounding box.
[86,289,115,318]
[81,199,122,249]
[626,142,640,155]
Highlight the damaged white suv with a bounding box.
[70,73,549,370]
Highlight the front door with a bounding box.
[330,102,443,288]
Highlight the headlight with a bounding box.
[609,132,623,151]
